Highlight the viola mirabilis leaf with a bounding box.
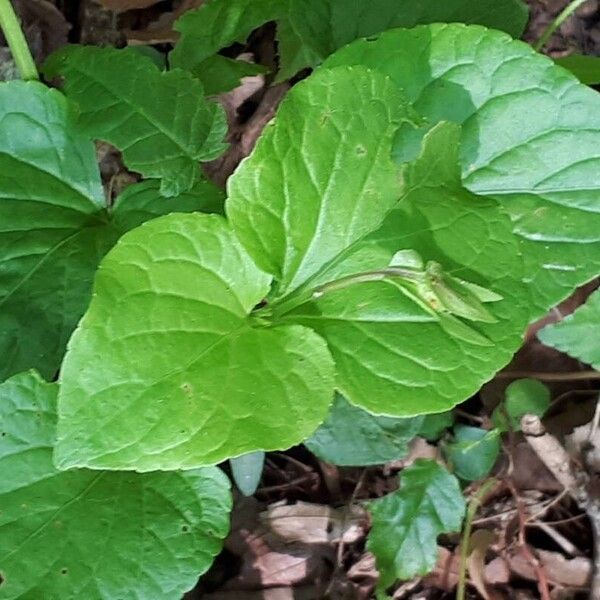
[368,459,465,588]
[44,45,228,197]
[539,288,600,369]
[324,23,600,314]
[0,372,231,599]
[171,0,528,81]
[56,213,335,471]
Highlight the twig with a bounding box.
[497,370,600,382]
[507,480,553,600]
[522,413,600,599]
[325,468,367,596]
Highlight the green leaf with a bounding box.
[555,54,600,85]
[171,0,528,79]
[324,24,600,313]
[492,378,550,431]
[539,288,600,368]
[193,55,268,96]
[282,122,527,416]
[56,213,335,471]
[305,394,424,466]
[227,65,414,299]
[0,81,224,381]
[368,459,465,588]
[170,0,285,72]
[230,451,265,496]
[44,46,228,197]
[444,425,501,481]
[284,0,528,74]
[0,371,231,600]
[418,411,454,441]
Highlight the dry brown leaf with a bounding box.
[204,586,318,600]
[468,529,495,600]
[507,548,591,587]
[125,0,203,44]
[261,501,366,545]
[484,556,511,585]
[423,547,461,592]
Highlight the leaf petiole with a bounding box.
[0,0,38,80]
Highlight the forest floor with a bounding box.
[3,0,600,598]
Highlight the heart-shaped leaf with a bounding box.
[281,122,526,415]
[45,46,227,197]
[0,81,224,381]
[0,371,230,599]
[171,0,528,80]
[539,288,600,367]
[324,24,600,313]
[305,394,424,466]
[227,65,415,299]
[368,459,465,587]
[56,213,335,470]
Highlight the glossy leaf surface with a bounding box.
[0,81,224,381]
[45,46,227,197]
[324,24,600,312]
[368,459,465,587]
[0,372,230,599]
[56,214,334,470]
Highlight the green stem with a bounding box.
[0,0,38,80]
[456,479,498,600]
[534,0,589,52]
[265,267,424,319]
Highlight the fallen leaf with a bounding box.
[125,0,203,44]
[261,501,367,545]
[484,557,510,585]
[467,529,495,600]
[204,586,318,600]
[507,549,591,587]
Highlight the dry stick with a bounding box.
[497,370,600,382]
[507,480,553,600]
[521,413,600,599]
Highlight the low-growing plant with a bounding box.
[2,0,600,596]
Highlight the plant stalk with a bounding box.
[456,479,498,600]
[534,0,589,51]
[0,0,38,80]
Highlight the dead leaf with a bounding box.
[125,0,203,44]
[507,548,591,587]
[204,586,318,600]
[467,529,495,600]
[484,557,510,585]
[261,501,367,545]
[504,442,562,493]
[423,547,461,591]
